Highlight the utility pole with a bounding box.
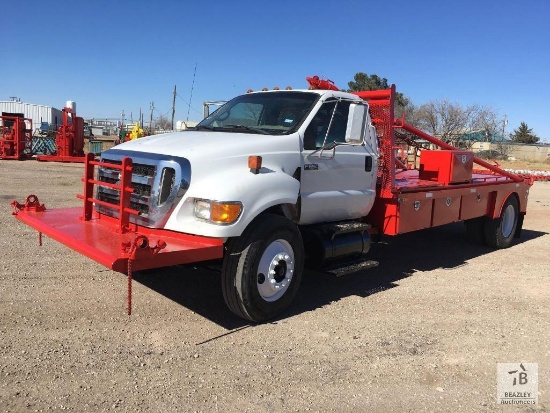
[139,108,142,128]
[171,85,177,130]
[149,101,154,134]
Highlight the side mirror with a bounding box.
[345,103,367,144]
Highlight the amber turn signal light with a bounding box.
[211,202,242,224]
[248,155,262,174]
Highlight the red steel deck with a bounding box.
[13,206,224,273]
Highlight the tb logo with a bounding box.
[508,363,528,385]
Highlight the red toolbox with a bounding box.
[419,150,474,185]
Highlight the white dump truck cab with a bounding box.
[96,88,379,321]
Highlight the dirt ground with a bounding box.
[0,160,548,412]
[497,159,550,171]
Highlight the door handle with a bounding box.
[365,156,373,172]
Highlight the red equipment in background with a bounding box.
[37,106,85,162]
[0,113,33,160]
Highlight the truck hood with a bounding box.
[107,131,289,163]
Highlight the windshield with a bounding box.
[197,91,319,135]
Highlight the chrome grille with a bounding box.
[96,149,191,228]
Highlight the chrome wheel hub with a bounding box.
[501,204,515,238]
[257,239,295,302]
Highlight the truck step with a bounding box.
[324,258,379,277]
[310,221,370,237]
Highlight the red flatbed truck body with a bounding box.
[354,86,531,237]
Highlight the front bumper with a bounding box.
[13,203,224,273]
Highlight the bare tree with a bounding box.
[399,101,422,128]
[414,100,500,149]
[471,106,500,142]
[155,115,172,131]
[495,140,511,159]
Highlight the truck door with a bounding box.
[299,98,378,225]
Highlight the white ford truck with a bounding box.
[13,77,531,322]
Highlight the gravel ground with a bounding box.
[0,160,548,412]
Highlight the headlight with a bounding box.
[194,200,242,224]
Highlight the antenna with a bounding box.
[171,85,177,130]
[186,63,197,122]
[149,101,155,134]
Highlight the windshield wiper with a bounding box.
[194,125,214,131]
[222,125,269,135]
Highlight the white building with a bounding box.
[175,120,198,130]
[0,100,63,133]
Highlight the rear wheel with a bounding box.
[222,214,304,322]
[484,195,519,249]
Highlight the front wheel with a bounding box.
[222,214,304,322]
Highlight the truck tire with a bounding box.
[484,195,519,249]
[464,217,486,245]
[221,214,304,322]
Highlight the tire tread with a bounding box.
[221,214,304,322]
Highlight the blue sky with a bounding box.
[2,0,549,140]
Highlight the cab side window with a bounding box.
[303,100,351,150]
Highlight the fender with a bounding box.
[491,186,526,220]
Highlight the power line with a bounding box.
[175,92,202,115]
